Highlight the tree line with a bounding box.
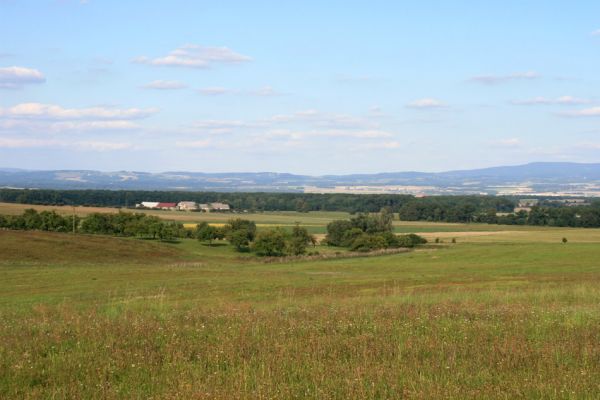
[1,188,599,227]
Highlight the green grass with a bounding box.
[2,214,600,398]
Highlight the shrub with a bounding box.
[253,228,288,256]
[350,233,388,252]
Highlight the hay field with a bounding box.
[2,212,600,398]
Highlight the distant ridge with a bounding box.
[0,162,599,195]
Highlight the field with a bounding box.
[2,208,600,398]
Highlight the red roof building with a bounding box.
[157,202,177,209]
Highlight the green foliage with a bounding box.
[225,219,257,252]
[349,233,388,252]
[195,222,217,244]
[0,209,73,232]
[228,229,251,251]
[287,223,316,255]
[252,228,288,256]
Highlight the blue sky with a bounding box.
[1,0,599,174]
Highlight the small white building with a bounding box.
[177,201,198,211]
[138,201,160,209]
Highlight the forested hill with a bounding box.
[1,162,599,193]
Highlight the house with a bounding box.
[199,204,211,212]
[177,201,198,211]
[157,202,177,210]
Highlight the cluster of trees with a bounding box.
[0,209,76,232]
[195,219,317,257]
[325,211,427,252]
[0,209,189,241]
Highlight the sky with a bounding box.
[0,0,599,174]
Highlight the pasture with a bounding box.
[1,209,600,398]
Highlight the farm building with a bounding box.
[137,201,160,209]
[211,202,230,211]
[199,202,231,212]
[157,202,177,210]
[177,201,198,211]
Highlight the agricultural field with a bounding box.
[2,210,600,398]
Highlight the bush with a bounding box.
[252,228,288,256]
[350,233,388,252]
[396,233,428,248]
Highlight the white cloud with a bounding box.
[559,107,600,117]
[133,44,251,69]
[175,140,212,148]
[406,98,447,109]
[197,87,232,96]
[0,103,158,120]
[0,66,45,89]
[490,138,522,148]
[141,80,187,90]
[591,29,600,36]
[469,71,539,85]
[0,138,132,151]
[511,96,591,106]
[197,86,281,96]
[247,85,280,97]
[363,141,401,149]
[186,120,260,135]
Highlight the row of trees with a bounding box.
[0,209,189,241]
[0,209,76,232]
[325,212,427,252]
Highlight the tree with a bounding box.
[229,229,251,251]
[253,228,288,256]
[287,223,315,255]
[195,222,217,245]
[325,220,353,246]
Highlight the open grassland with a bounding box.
[2,214,600,398]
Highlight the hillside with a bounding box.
[1,162,599,195]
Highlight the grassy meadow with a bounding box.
[2,207,600,398]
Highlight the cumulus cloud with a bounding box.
[0,66,45,89]
[141,80,187,90]
[469,71,539,85]
[559,107,600,117]
[0,103,158,120]
[406,98,447,109]
[133,44,251,69]
[511,96,591,106]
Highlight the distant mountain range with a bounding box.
[1,162,600,196]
